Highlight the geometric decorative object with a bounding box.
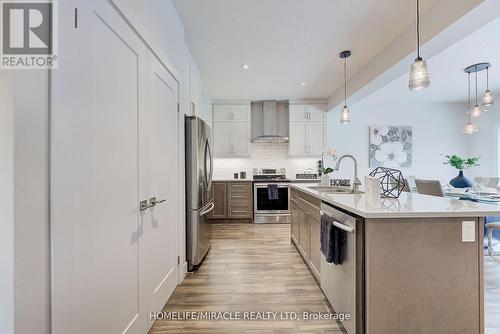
[369,167,405,198]
[369,126,412,168]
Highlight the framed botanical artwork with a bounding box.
[369,126,412,168]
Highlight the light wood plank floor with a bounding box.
[149,223,341,333]
[485,257,500,334]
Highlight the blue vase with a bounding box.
[449,170,473,188]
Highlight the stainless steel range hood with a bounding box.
[251,100,289,143]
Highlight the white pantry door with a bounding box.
[141,53,179,330]
[51,0,146,333]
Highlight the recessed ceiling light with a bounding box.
[300,82,306,86]
[241,64,249,70]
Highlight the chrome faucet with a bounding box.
[334,154,362,190]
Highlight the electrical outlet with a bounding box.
[462,221,476,242]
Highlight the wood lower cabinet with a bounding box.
[290,188,321,279]
[210,182,227,219]
[210,181,253,222]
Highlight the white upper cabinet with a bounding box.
[212,104,250,157]
[289,103,327,156]
[184,49,201,117]
[212,105,231,121]
[231,105,250,121]
[307,104,326,121]
[289,104,325,122]
[289,104,308,121]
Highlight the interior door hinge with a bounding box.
[74,8,78,28]
[177,103,180,113]
[177,256,180,265]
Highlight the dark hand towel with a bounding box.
[320,213,347,265]
[267,184,279,200]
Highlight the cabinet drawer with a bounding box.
[229,192,252,202]
[228,204,253,218]
[227,182,252,194]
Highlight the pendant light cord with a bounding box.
[416,0,420,58]
[468,72,471,122]
[344,57,347,106]
[475,67,478,106]
[487,67,489,90]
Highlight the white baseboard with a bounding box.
[178,261,188,284]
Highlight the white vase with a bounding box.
[321,174,330,185]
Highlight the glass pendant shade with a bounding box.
[470,104,483,118]
[464,121,478,134]
[340,106,350,124]
[483,90,494,107]
[409,57,430,90]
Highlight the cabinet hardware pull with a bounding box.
[232,210,247,213]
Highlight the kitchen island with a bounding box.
[289,183,500,334]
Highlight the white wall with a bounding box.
[213,143,319,179]
[0,70,15,334]
[467,93,500,178]
[327,100,468,184]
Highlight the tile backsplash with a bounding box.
[213,143,319,179]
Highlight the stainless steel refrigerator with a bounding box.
[185,116,213,270]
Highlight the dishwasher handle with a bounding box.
[320,210,355,233]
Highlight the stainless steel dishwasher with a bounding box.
[320,202,357,334]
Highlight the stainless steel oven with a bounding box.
[253,168,290,224]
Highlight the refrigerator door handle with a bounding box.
[199,202,215,216]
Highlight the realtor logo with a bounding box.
[1,0,58,69]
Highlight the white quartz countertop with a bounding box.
[212,178,253,182]
[290,183,500,218]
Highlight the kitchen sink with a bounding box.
[309,186,363,194]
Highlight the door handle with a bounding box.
[199,202,215,216]
[140,199,154,211]
[150,197,166,205]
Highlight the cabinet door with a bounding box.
[308,122,325,156]
[210,182,227,219]
[307,104,326,121]
[190,63,201,116]
[231,105,250,121]
[290,199,299,241]
[289,104,307,121]
[213,122,232,156]
[298,208,308,255]
[231,122,250,156]
[307,211,321,277]
[289,122,307,156]
[212,105,231,121]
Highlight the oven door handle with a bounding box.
[320,211,355,233]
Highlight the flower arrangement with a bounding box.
[321,147,337,175]
[443,154,480,171]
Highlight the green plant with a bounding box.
[443,154,480,170]
[320,167,334,175]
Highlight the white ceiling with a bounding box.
[360,16,500,105]
[172,0,439,100]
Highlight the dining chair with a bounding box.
[474,176,500,189]
[415,179,444,197]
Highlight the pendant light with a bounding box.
[470,68,483,118]
[482,65,494,107]
[339,50,351,124]
[408,0,430,91]
[464,72,478,134]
